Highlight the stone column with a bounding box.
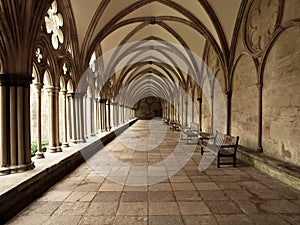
[46,87,62,153]
[197,97,202,132]
[181,95,184,125]
[75,93,86,142]
[120,104,124,124]
[90,97,96,136]
[192,98,195,123]
[83,95,88,139]
[0,75,35,175]
[60,90,69,147]
[68,93,77,143]
[99,99,106,131]
[107,100,111,131]
[211,94,214,133]
[257,84,263,152]
[34,83,44,158]
[185,100,188,127]
[95,98,99,133]
[226,91,232,135]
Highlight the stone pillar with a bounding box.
[0,75,35,175]
[83,95,88,139]
[120,104,124,124]
[107,100,111,131]
[68,93,77,143]
[185,100,188,127]
[100,99,107,131]
[112,102,117,127]
[211,94,214,134]
[226,91,232,135]
[257,84,263,152]
[60,90,69,147]
[75,93,86,142]
[181,95,184,125]
[34,83,44,158]
[95,98,99,133]
[46,87,62,153]
[197,97,202,132]
[90,97,96,136]
[192,98,195,123]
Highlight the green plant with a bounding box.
[31,140,49,156]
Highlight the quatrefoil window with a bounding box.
[35,48,43,63]
[45,1,64,49]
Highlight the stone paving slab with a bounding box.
[6,120,300,225]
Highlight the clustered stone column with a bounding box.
[100,99,107,131]
[197,97,202,132]
[46,86,62,152]
[34,83,44,158]
[0,74,35,175]
[75,93,86,143]
[89,96,96,136]
[68,93,77,143]
[60,89,69,147]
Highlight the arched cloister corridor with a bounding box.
[6,120,300,225]
[0,0,299,224]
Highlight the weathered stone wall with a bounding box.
[231,54,258,150]
[262,26,300,164]
[231,0,300,165]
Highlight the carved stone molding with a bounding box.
[244,0,283,58]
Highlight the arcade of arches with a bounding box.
[0,0,299,222]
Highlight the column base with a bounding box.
[0,162,35,176]
[47,146,62,153]
[90,133,96,136]
[62,142,69,148]
[257,147,263,153]
[70,139,77,144]
[35,151,45,159]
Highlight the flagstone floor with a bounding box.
[7,120,300,225]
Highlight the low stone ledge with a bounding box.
[0,119,137,224]
[237,146,300,191]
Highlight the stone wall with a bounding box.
[231,0,300,165]
[231,54,258,150]
[262,26,300,164]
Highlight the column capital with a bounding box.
[100,99,107,104]
[46,86,60,93]
[111,102,118,106]
[225,90,232,97]
[197,97,202,103]
[67,92,75,97]
[60,90,67,95]
[256,83,263,89]
[0,74,32,87]
[34,82,43,90]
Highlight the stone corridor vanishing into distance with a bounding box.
[6,120,300,225]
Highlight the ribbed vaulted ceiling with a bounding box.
[70,0,242,102]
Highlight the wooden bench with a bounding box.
[181,122,199,144]
[170,121,180,131]
[200,131,239,167]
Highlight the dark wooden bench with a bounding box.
[200,131,239,167]
[181,122,199,144]
[170,120,180,131]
